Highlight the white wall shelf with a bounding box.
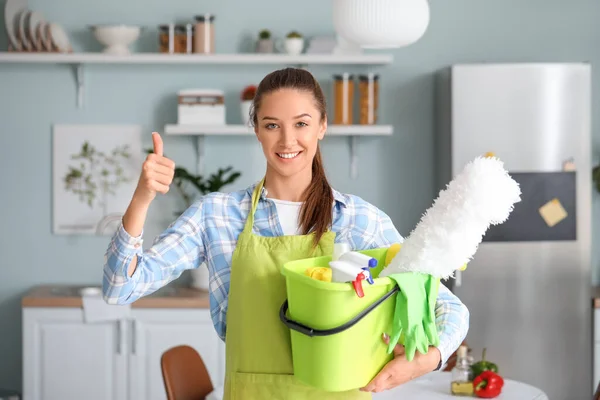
[164,124,393,136]
[0,52,392,109]
[0,52,393,65]
[0,51,393,179]
[164,124,393,179]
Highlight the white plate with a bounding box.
[17,8,32,51]
[27,10,45,51]
[48,22,71,53]
[4,0,26,50]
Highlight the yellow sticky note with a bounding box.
[538,198,568,227]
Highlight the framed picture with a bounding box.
[52,124,142,235]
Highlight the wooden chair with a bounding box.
[161,345,214,400]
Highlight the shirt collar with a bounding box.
[247,181,348,207]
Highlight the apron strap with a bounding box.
[242,178,266,234]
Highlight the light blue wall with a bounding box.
[1,0,599,392]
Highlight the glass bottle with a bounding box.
[450,345,473,396]
[194,14,215,54]
[333,73,354,125]
[358,73,379,125]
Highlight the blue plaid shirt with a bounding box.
[103,182,469,366]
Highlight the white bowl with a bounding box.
[91,24,141,55]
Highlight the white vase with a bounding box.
[332,0,430,48]
[240,100,252,125]
[284,38,304,55]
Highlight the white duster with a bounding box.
[380,156,521,280]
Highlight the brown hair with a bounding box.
[250,68,334,246]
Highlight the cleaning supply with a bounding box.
[332,242,351,261]
[328,260,373,297]
[339,251,378,269]
[378,156,520,359]
[380,156,521,279]
[386,272,439,359]
[280,248,397,392]
[304,266,332,282]
[384,243,402,267]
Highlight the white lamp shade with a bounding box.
[332,0,430,49]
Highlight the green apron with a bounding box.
[223,180,371,400]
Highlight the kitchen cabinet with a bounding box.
[22,286,225,400]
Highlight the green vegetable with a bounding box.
[471,348,498,378]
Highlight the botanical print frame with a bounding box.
[52,124,142,235]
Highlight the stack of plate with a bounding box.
[4,0,71,52]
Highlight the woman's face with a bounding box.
[255,88,326,179]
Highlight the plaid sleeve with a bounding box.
[369,208,405,248]
[434,283,470,367]
[103,201,206,304]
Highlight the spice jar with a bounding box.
[159,24,175,53]
[333,73,354,125]
[358,73,379,125]
[194,14,215,54]
[159,24,194,53]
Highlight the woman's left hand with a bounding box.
[360,333,441,393]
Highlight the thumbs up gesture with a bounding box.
[134,132,176,205]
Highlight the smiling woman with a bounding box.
[250,68,331,246]
[102,67,469,400]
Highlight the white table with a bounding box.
[373,372,549,400]
[207,371,548,400]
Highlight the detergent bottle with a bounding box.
[339,251,378,269]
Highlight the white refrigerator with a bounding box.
[436,63,593,399]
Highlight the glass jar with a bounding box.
[159,24,193,53]
[333,73,354,125]
[358,73,379,125]
[159,24,175,53]
[194,14,215,54]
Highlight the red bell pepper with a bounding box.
[473,370,504,398]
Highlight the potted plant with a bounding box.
[283,30,304,55]
[240,85,257,125]
[256,29,273,53]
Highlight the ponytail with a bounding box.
[299,146,334,246]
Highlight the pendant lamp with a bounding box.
[332,0,430,48]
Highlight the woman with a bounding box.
[103,67,469,399]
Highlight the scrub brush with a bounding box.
[380,155,521,279]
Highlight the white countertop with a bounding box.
[207,371,548,399]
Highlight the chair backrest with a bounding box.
[161,345,214,400]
